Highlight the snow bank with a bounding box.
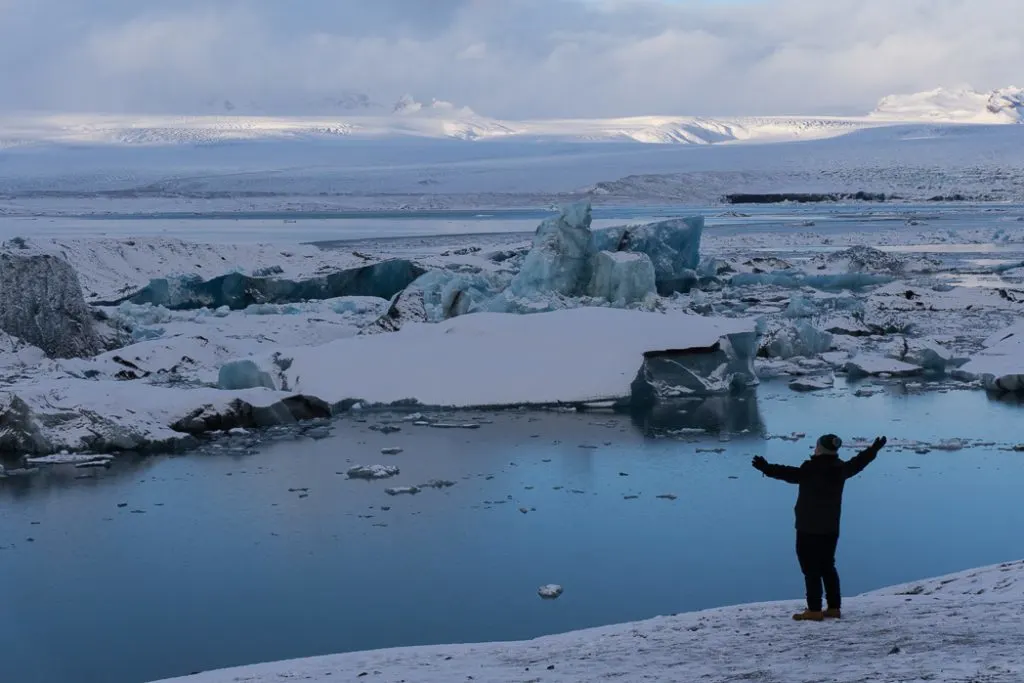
[956,322,1024,392]
[250,308,757,408]
[153,559,1024,683]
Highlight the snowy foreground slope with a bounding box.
[157,560,1024,683]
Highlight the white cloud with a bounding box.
[0,0,1021,116]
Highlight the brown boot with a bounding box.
[793,610,825,622]
[823,608,842,620]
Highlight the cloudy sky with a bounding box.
[0,0,1020,117]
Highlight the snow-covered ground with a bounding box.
[156,559,1024,683]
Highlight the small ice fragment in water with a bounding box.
[789,375,834,392]
[370,424,401,434]
[538,584,563,599]
[421,480,456,489]
[347,465,400,480]
[385,486,421,496]
[402,413,425,422]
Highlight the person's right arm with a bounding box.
[843,436,887,479]
[752,456,801,484]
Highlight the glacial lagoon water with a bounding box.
[3,202,1023,243]
[2,381,1023,683]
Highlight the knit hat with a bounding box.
[817,434,842,453]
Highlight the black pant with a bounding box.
[796,532,840,611]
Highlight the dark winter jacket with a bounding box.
[758,446,879,535]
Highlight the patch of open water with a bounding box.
[1,380,1023,683]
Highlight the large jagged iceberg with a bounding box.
[0,248,101,358]
[488,203,704,310]
[508,203,594,298]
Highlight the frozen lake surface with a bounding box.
[2,381,1023,683]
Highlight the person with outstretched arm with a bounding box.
[752,434,887,622]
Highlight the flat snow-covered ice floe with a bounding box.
[152,559,1024,683]
[247,307,758,409]
[955,322,1024,392]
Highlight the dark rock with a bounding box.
[0,250,101,358]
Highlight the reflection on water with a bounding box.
[631,392,764,436]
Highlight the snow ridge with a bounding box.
[872,86,1024,123]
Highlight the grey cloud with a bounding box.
[0,0,1021,116]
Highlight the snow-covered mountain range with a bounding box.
[1,86,1020,149]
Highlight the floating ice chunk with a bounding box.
[844,355,923,378]
[347,465,400,480]
[812,245,940,275]
[764,322,833,359]
[385,486,420,496]
[538,584,564,599]
[885,338,968,373]
[587,251,656,305]
[27,453,115,465]
[784,295,820,319]
[931,439,967,452]
[116,302,176,326]
[329,297,390,317]
[257,308,757,409]
[630,331,759,405]
[508,202,594,298]
[731,272,892,291]
[789,375,834,392]
[217,359,276,390]
[955,322,1024,392]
